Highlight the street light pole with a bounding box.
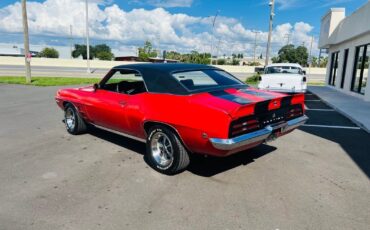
[265,0,275,66]
[85,0,90,73]
[21,0,31,83]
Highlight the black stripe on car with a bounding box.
[281,96,293,107]
[209,90,252,105]
[239,89,276,99]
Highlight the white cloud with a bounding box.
[0,0,318,57]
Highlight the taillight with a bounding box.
[229,118,260,138]
[286,105,303,119]
[302,76,307,82]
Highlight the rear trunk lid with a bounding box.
[259,73,306,92]
[189,87,304,118]
[189,87,305,138]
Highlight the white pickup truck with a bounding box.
[258,63,307,93]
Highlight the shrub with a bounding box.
[38,47,59,58]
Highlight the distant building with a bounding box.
[319,2,370,101]
[0,44,39,57]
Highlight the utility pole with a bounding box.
[253,31,260,63]
[21,0,31,83]
[265,0,275,66]
[210,10,220,64]
[284,33,291,45]
[85,0,90,73]
[69,25,73,59]
[308,36,314,76]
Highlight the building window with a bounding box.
[329,51,339,86]
[340,49,349,89]
[351,44,369,95]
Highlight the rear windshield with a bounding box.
[265,66,303,75]
[172,69,243,91]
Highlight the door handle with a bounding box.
[119,101,127,106]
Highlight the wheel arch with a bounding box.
[143,121,192,153]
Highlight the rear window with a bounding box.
[172,69,243,91]
[265,66,303,75]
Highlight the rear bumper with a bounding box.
[259,88,307,93]
[258,85,307,93]
[209,115,308,151]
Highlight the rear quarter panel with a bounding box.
[133,93,232,154]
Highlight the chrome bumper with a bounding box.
[209,115,309,151]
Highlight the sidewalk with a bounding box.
[308,86,370,133]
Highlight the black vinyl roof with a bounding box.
[112,63,220,73]
[110,63,241,95]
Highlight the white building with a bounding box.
[319,2,370,101]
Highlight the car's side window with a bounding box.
[101,69,147,95]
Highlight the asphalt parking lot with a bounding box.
[0,84,369,230]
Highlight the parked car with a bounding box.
[258,63,307,93]
[55,63,308,174]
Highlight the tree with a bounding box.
[38,47,59,58]
[72,44,94,60]
[277,44,296,63]
[271,56,279,63]
[275,44,309,66]
[295,46,308,66]
[138,41,158,61]
[71,43,114,60]
[94,44,114,60]
[96,51,114,61]
[217,59,226,65]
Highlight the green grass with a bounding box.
[0,77,100,86]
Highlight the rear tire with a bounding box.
[146,125,190,175]
[64,103,87,135]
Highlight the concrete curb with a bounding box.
[309,90,370,133]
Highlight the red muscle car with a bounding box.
[56,63,308,174]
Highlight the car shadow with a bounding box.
[187,144,277,177]
[87,127,277,177]
[88,127,146,155]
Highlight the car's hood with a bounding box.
[189,87,297,119]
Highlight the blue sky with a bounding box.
[0,0,367,57]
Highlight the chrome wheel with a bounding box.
[65,107,76,131]
[150,132,174,169]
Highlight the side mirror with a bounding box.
[302,70,307,75]
[93,83,99,92]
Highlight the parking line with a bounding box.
[302,124,361,130]
[305,100,321,102]
[306,108,335,111]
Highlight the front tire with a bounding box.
[64,103,87,135]
[146,126,190,175]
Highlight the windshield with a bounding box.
[265,66,303,75]
[172,69,244,91]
